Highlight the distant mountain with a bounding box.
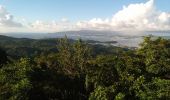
[0,30,141,47]
[0,35,17,40]
[0,35,123,59]
[1,30,169,47]
[1,30,122,39]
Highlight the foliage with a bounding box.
[0,58,32,100]
[89,85,116,100]
[137,37,170,76]
[0,48,8,65]
[57,36,91,77]
[0,35,170,100]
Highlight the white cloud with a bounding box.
[1,0,170,33]
[61,18,69,23]
[30,19,77,33]
[76,18,111,30]
[0,6,22,28]
[76,0,170,31]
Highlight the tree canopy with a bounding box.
[0,36,170,100]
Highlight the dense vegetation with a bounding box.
[0,35,123,59]
[0,35,170,100]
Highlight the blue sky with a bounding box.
[0,0,169,22]
[0,0,170,33]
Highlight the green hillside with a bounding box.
[0,35,169,100]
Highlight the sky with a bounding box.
[0,0,170,33]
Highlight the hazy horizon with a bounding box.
[0,0,169,35]
[0,0,170,47]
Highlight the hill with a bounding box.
[0,35,123,59]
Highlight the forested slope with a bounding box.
[0,35,170,100]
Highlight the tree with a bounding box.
[130,36,170,99]
[0,48,8,65]
[89,85,116,100]
[57,36,91,77]
[0,58,32,100]
[86,55,119,88]
[88,36,170,100]
[131,76,170,99]
[137,36,170,77]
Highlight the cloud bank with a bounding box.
[0,5,24,33]
[76,0,170,31]
[0,0,170,33]
[30,20,77,33]
[0,6,22,27]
